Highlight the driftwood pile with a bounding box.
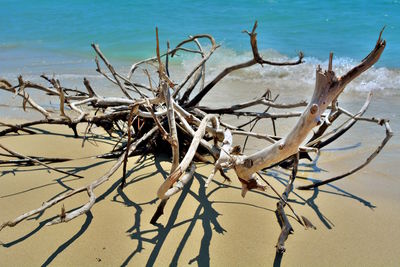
[0,22,392,253]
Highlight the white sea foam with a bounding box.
[179,47,400,95]
[2,46,399,99]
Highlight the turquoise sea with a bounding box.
[0,0,399,97]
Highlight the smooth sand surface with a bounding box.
[0,102,399,267]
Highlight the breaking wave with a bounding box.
[2,46,399,98]
[180,47,400,95]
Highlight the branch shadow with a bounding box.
[0,154,152,256]
[122,164,281,267]
[25,126,117,146]
[273,251,283,267]
[0,160,112,200]
[37,157,156,264]
[269,142,374,266]
[41,212,93,267]
[0,140,377,267]
[264,145,375,232]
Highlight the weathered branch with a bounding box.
[186,22,303,107]
[233,33,385,182]
[157,114,219,200]
[0,126,157,231]
[0,143,82,178]
[298,120,393,190]
[275,154,298,253]
[198,97,307,114]
[91,44,133,99]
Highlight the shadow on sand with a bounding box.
[0,145,375,266]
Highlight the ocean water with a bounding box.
[0,0,400,100]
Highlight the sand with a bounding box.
[0,94,400,267]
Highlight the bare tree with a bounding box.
[0,22,392,254]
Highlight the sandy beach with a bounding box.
[1,0,400,265]
[0,87,399,267]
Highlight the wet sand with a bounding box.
[0,90,399,266]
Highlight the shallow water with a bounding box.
[1,0,399,65]
[1,1,399,118]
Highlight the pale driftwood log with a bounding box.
[46,184,95,226]
[157,114,219,200]
[163,82,180,171]
[0,77,51,118]
[150,28,196,223]
[160,163,196,199]
[150,113,220,223]
[232,33,386,184]
[205,129,234,188]
[174,108,219,158]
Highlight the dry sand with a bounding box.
[0,106,399,267]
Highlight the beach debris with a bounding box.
[0,22,392,254]
[60,204,66,222]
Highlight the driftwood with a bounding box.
[0,22,392,254]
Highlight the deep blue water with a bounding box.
[1,0,399,67]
